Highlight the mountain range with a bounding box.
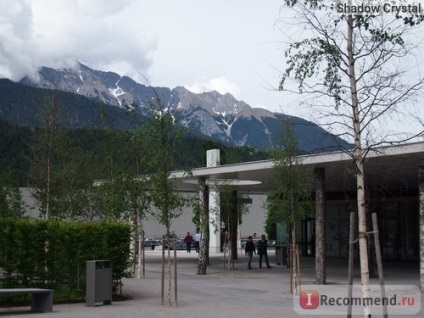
[1,63,350,152]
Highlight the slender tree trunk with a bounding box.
[137,231,143,279]
[166,221,172,306]
[419,159,424,293]
[230,190,238,261]
[131,214,138,276]
[347,11,371,317]
[290,185,298,294]
[291,224,297,294]
[356,128,371,318]
[167,235,172,306]
[198,177,208,275]
[367,201,377,278]
[372,213,388,318]
[44,124,54,220]
[314,167,326,284]
[174,242,177,307]
[45,154,51,220]
[161,236,165,305]
[347,212,355,318]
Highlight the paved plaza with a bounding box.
[1,248,423,317]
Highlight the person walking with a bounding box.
[257,234,271,268]
[194,230,201,253]
[245,235,256,269]
[184,232,194,253]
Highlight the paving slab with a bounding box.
[1,248,423,317]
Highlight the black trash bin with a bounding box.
[276,246,282,265]
[282,246,288,266]
[275,246,288,266]
[86,260,113,307]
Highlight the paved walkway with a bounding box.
[1,248,423,317]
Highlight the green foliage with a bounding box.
[31,96,69,219]
[0,118,269,188]
[144,95,187,227]
[0,119,31,185]
[0,90,269,222]
[140,91,189,305]
[93,177,133,221]
[265,218,277,241]
[219,187,238,227]
[280,37,343,107]
[218,184,251,228]
[266,120,312,236]
[0,170,25,218]
[191,198,202,230]
[280,1,424,116]
[0,218,132,301]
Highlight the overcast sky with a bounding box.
[0,0,293,113]
[1,0,423,141]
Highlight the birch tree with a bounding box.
[127,127,151,279]
[31,96,66,220]
[279,1,424,315]
[144,93,186,306]
[192,177,209,275]
[266,119,312,292]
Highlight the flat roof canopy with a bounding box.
[171,142,424,195]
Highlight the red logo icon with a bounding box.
[300,290,319,309]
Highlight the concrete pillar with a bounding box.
[419,159,424,292]
[315,167,326,284]
[209,191,221,253]
[207,149,221,253]
[230,190,238,260]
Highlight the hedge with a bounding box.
[0,218,132,302]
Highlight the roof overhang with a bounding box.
[170,141,424,195]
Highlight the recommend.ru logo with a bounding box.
[300,290,320,309]
[294,285,421,316]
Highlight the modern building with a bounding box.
[170,142,424,288]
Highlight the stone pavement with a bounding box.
[1,248,423,317]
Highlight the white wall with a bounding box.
[19,188,269,240]
[142,194,268,239]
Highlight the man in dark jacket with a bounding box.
[245,236,256,269]
[257,234,271,268]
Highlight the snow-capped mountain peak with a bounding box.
[18,63,350,152]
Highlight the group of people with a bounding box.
[184,231,201,253]
[245,234,271,269]
[184,231,271,270]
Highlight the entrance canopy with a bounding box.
[171,142,424,195]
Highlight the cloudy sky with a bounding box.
[0,0,292,113]
[2,0,423,141]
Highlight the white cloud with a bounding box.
[185,77,241,98]
[0,0,157,81]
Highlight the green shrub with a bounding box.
[0,218,131,302]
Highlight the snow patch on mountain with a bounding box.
[17,62,352,152]
[109,87,125,98]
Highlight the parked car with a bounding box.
[162,234,189,250]
[143,238,162,250]
[241,238,275,248]
[241,238,260,248]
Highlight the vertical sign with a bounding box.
[207,149,220,167]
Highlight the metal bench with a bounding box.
[0,288,54,312]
